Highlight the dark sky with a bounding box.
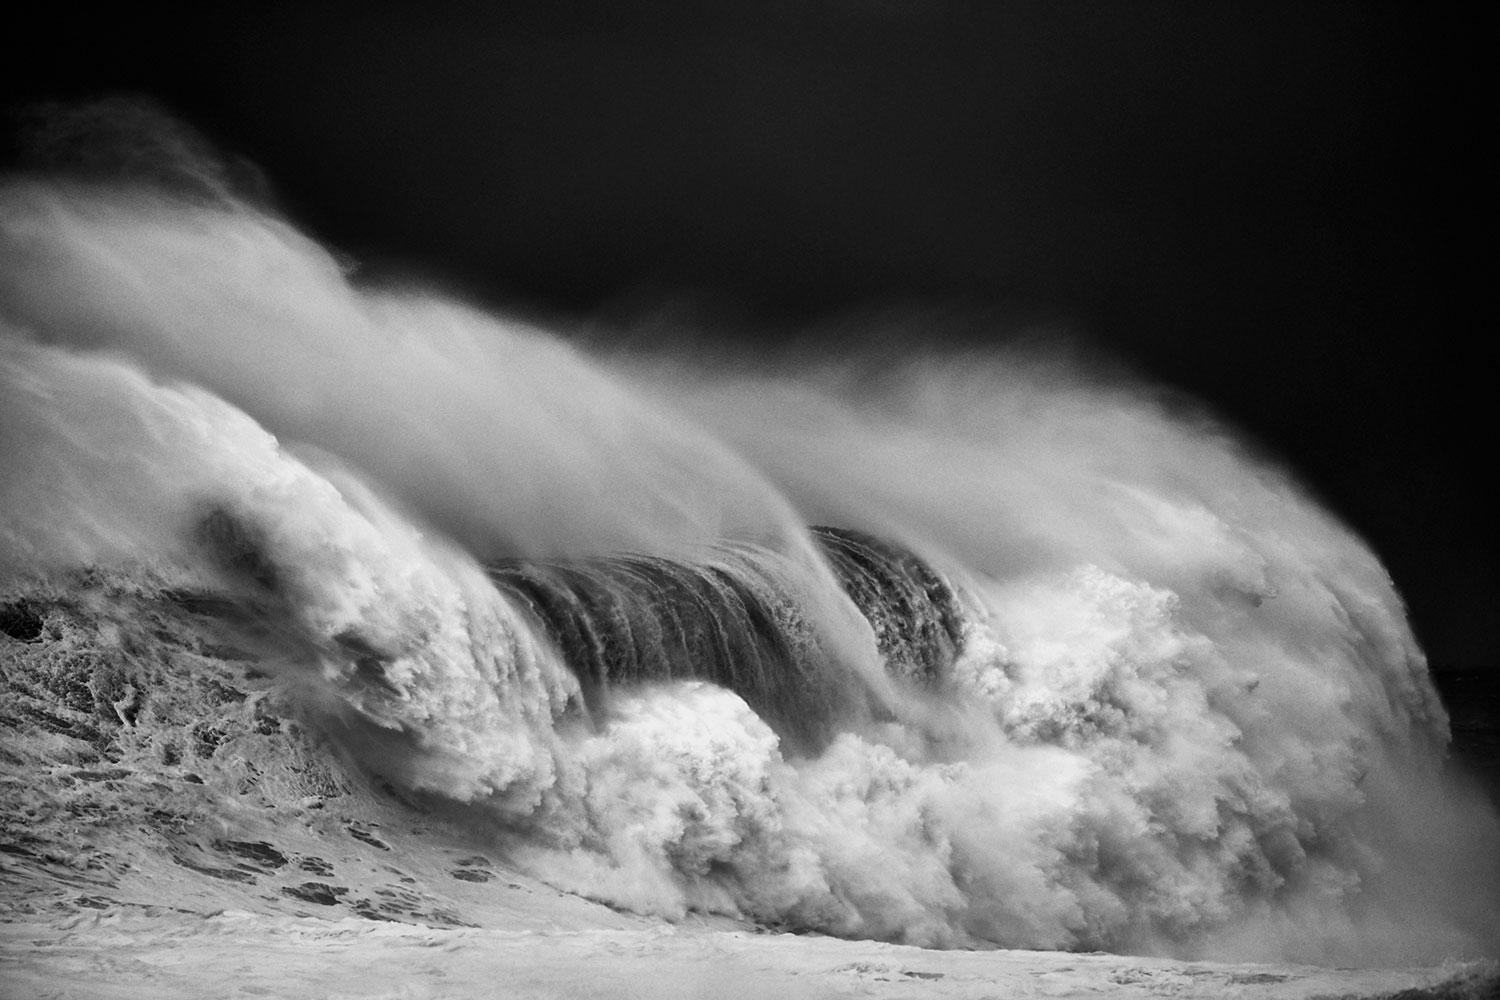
[3,3,1491,668]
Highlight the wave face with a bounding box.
[1,103,1496,965]
[486,526,964,746]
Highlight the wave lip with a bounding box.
[487,526,967,746]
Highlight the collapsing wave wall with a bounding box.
[2,104,1497,965]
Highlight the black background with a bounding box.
[3,3,1490,674]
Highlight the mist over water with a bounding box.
[2,105,1496,966]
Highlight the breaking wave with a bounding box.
[2,102,1496,966]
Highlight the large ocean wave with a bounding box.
[2,103,1495,966]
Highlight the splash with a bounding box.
[1,102,1495,966]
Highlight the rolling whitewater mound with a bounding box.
[2,575,1495,998]
[2,102,1499,997]
[3,574,1497,1000]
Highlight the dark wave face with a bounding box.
[486,527,965,748]
[491,552,838,747]
[809,526,966,686]
[2,101,1498,966]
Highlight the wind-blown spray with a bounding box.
[1,103,1495,965]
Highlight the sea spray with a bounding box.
[2,103,1496,966]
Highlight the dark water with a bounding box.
[1432,669,1500,805]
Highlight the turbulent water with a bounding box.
[2,105,1497,970]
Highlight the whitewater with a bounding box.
[1,107,1496,998]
